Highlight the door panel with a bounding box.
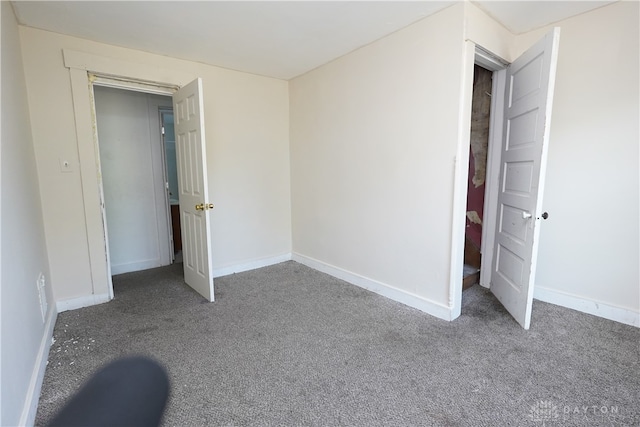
[490,28,560,329]
[173,78,215,301]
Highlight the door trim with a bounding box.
[64,49,190,301]
[159,108,176,262]
[448,42,508,320]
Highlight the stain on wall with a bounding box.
[466,65,492,249]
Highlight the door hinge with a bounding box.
[161,126,165,135]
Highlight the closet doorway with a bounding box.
[94,86,179,277]
[462,65,493,291]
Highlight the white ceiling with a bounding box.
[473,0,616,34]
[11,1,617,80]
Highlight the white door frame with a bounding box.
[159,108,176,262]
[474,47,509,290]
[449,42,508,320]
[64,49,190,301]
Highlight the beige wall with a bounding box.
[290,1,639,323]
[290,4,466,309]
[3,3,636,424]
[13,1,638,322]
[517,1,640,315]
[19,27,291,302]
[464,1,516,62]
[1,2,54,425]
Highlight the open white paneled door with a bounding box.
[490,29,560,329]
[173,78,215,301]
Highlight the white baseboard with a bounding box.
[292,253,453,321]
[213,253,292,278]
[19,306,57,427]
[56,292,111,313]
[110,259,163,276]
[534,286,640,327]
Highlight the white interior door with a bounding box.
[490,28,560,329]
[173,78,215,301]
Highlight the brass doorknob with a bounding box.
[195,203,214,211]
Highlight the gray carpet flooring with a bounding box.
[35,261,639,426]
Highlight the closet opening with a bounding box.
[462,64,493,291]
[93,86,179,280]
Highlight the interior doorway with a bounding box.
[462,65,493,291]
[93,86,179,279]
[456,30,560,329]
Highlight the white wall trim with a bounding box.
[213,253,292,278]
[63,49,193,88]
[19,307,57,427]
[534,286,640,328]
[292,253,453,321]
[110,260,167,276]
[448,40,477,321]
[474,45,510,70]
[56,293,111,313]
